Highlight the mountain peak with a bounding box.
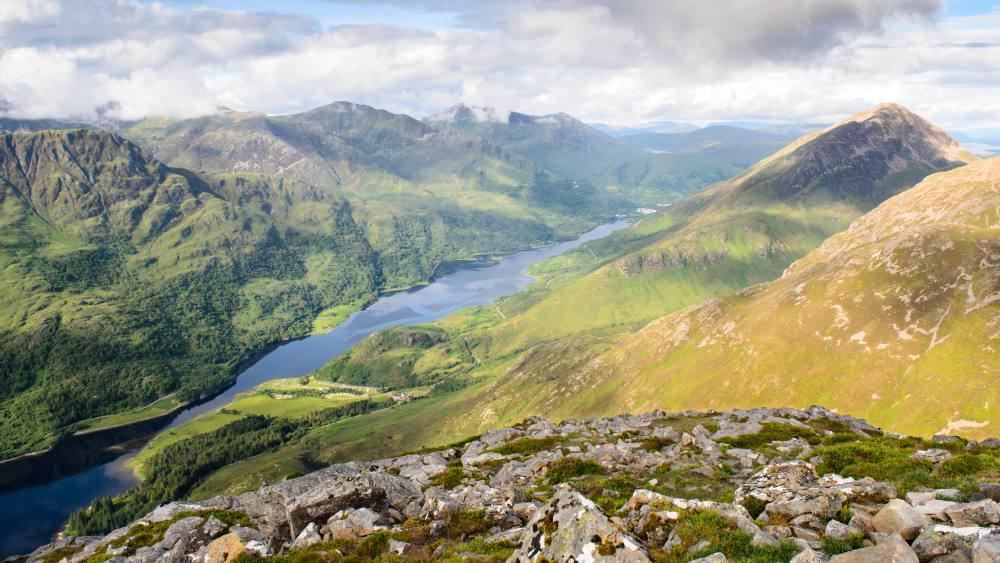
[427,103,506,124]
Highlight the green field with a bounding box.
[72,397,183,434]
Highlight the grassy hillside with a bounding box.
[3,101,725,462]
[152,104,987,498]
[476,157,1000,440]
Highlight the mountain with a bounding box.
[133,104,985,498]
[707,120,827,137]
[425,104,743,203]
[36,405,1000,562]
[590,120,700,136]
[0,97,692,461]
[618,125,794,168]
[485,156,1000,440]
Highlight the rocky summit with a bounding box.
[21,407,1000,563]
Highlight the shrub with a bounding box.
[546,458,604,484]
[488,436,561,456]
[740,496,768,519]
[820,533,864,556]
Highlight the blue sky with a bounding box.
[1,0,998,128]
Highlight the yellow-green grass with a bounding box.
[130,379,382,476]
[311,302,362,334]
[72,397,182,434]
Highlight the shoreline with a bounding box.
[0,217,622,493]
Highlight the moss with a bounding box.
[449,510,491,538]
[741,496,769,519]
[595,536,618,556]
[488,436,562,456]
[40,546,83,563]
[545,458,604,484]
[717,423,818,449]
[658,510,801,563]
[820,533,865,556]
[429,465,467,489]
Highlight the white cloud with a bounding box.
[0,0,997,129]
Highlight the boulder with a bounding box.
[911,527,974,562]
[290,522,322,550]
[690,553,728,562]
[910,450,953,464]
[509,485,650,562]
[972,534,1000,563]
[872,499,931,540]
[970,484,1000,503]
[326,507,385,539]
[829,534,919,562]
[792,546,831,562]
[204,528,269,563]
[944,500,1000,528]
[211,463,419,541]
[825,520,861,540]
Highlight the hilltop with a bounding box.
[32,407,1000,562]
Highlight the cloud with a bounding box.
[0,0,997,129]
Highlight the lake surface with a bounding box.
[0,219,629,558]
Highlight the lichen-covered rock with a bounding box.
[508,485,650,562]
[829,534,919,562]
[872,499,931,540]
[944,500,1000,528]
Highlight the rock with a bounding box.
[911,527,973,562]
[202,516,228,539]
[849,512,875,534]
[388,539,411,555]
[204,528,268,563]
[944,500,1000,528]
[690,553,728,562]
[932,435,964,444]
[910,449,953,464]
[970,484,1000,503]
[290,522,322,549]
[793,526,822,542]
[829,534,919,562]
[712,420,764,441]
[326,507,385,539]
[485,527,524,545]
[509,485,650,562]
[792,546,831,562]
[826,520,861,540]
[873,499,931,540]
[213,463,419,542]
[972,534,1000,563]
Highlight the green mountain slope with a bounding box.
[481,156,1000,440]
[140,104,986,493]
[6,96,732,461]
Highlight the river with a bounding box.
[0,219,629,558]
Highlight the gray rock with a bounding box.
[970,484,1000,503]
[825,520,861,540]
[873,499,931,540]
[944,500,1000,528]
[792,546,831,562]
[326,507,385,539]
[209,463,419,541]
[972,534,1000,563]
[911,527,973,562]
[911,450,953,464]
[290,522,322,550]
[509,485,650,562]
[712,420,764,441]
[829,534,919,562]
[201,516,227,539]
[689,553,728,562]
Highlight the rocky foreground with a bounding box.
[21,407,1000,562]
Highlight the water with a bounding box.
[0,220,629,557]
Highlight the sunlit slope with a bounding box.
[477,158,1000,439]
[445,104,977,355]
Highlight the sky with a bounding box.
[1,0,999,130]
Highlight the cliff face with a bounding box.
[27,407,1000,562]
